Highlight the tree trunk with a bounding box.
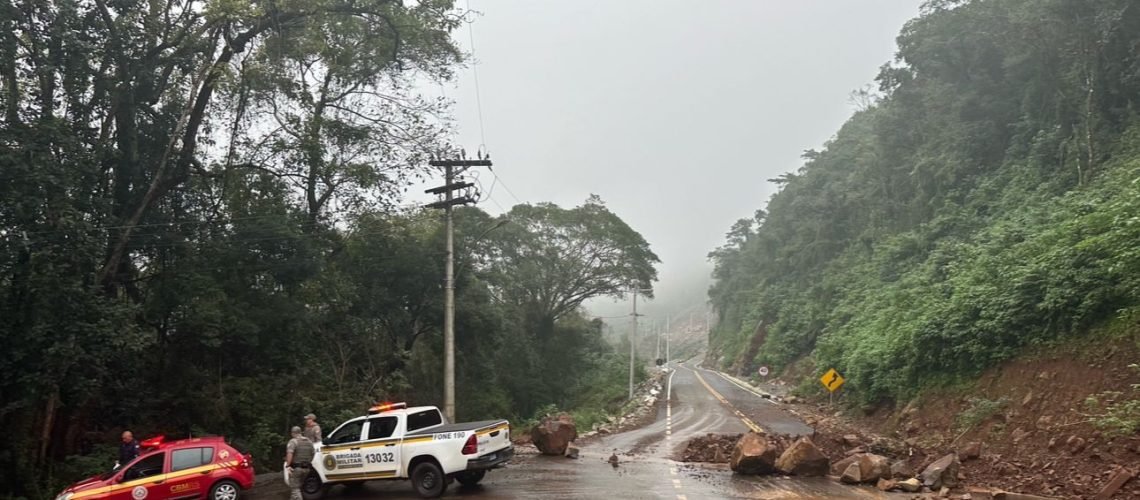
[38,387,58,464]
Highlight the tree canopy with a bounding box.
[708,0,1140,406]
[486,195,659,334]
[0,1,657,496]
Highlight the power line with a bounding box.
[487,169,523,206]
[586,314,636,320]
[458,2,527,211]
[466,0,487,148]
[470,171,508,213]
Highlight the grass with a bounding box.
[1083,364,1140,437]
[955,396,1010,433]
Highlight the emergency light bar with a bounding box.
[367,402,407,414]
[140,435,166,449]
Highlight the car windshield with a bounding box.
[96,464,120,480]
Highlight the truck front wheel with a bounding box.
[301,471,326,500]
[411,461,446,498]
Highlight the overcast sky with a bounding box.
[431,0,922,318]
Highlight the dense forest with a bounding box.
[0,0,657,496]
[709,0,1140,405]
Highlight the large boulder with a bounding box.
[730,432,780,475]
[531,414,578,456]
[920,453,961,490]
[840,462,864,484]
[831,453,891,483]
[890,460,913,479]
[775,437,830,476]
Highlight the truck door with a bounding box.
[360,416,401,479]
[320,420,367,481]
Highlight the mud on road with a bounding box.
[248,364,902,499]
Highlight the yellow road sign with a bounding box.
[820,368,845,392]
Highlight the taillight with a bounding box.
[461,434,478,455]
[240,454,252,468]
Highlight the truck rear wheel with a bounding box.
[411,461,446,498]
[301,471,326,500]
[456,470,485,486]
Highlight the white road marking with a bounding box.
[672,479,682,488]
[714,370,779,405]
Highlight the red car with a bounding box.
[56,436,255,500]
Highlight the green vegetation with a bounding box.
[955,397,1009,433]
[0,1,657,496]
[709,0,1140,406]
[1084,364,1140,437]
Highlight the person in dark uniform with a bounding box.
[117,431,140,469]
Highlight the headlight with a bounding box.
[55,493,73,500]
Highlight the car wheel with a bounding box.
[455,470,485,487]
[301,472,326,500]
[411,461,446,498]
[209,480,240,500]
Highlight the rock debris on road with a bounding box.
[249,363,903,499]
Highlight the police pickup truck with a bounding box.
[299,402,512,499]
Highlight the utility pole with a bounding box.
[426,156,491,423]
[706,310,711,344]
[628,287,652,398]
[655,319,661,362]
[665,316,670,366]
[629,291,638,399]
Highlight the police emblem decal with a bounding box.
[323,455,337,470]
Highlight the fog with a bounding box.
[436,0,922,320]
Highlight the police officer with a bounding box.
[116,431,140,469]
[285,426,315,500]
[303,413,322,444]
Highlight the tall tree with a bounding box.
[484,196,659,335]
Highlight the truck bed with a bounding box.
[405,419,507,436]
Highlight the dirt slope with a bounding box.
[848,332,1140,498]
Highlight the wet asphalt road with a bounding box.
[248,363,900,499]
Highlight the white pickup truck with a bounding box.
[299,402,513,499]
